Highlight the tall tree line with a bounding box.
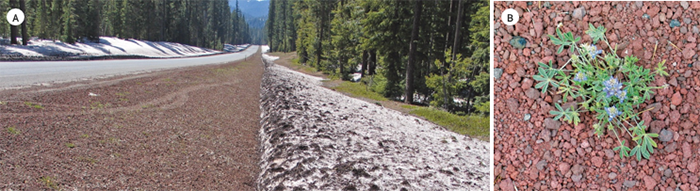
[267,0,489,114]
[2,0,253,50]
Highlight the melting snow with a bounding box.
[257,57,489,190]
[0,37,229,58]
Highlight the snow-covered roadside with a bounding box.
[257,55,490,190]
[0,37,245,59]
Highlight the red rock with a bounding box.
[581,140,590,149]
[534,22,543,37]
[614,22,624,30]
[681,184,690,191]
[681,122,694,130]
[525,88,541,100]
[683,47,695,59]
[559,162,571,174]
[690,114,699,123]
[529,167,539,180]
[521,78,534,90]
[544,118,561,130]
[571,164,584,175]
[591,156,603,167]
[499,178,515,191]
[689,162,698,173]
[506,63,518,74]
[672,92,683,105]
[507,98,520,113]
[655,76,668,88]
[670,110,681,123]
[647,102,663,113]
[648,6,660,17]
[690,175,699,185]
[644,175,658,190]
[540,56,554,64]
[692,2,700,9]
[683,142,692,159]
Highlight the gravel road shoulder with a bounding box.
[0,50,263,190]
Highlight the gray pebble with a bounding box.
[523,113,531,121]
[494,68,504,80]
[664,168,673,177]
[659,129,674,142]
[572,7,586,20]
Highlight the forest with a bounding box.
[1,0,257,50]
[266,0,490,114]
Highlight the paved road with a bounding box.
[0,45,259,89]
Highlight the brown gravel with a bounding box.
[495,1,700,190]
[0,50,264,190]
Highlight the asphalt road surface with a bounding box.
[0,45,259,89]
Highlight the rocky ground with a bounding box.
[0,51,263,190]
[257,56,490,190]
[494,1,700,190]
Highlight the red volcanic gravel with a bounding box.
[0,51,264,190]
[495,1,700,190]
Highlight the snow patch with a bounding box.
[0,36,230,58]
[257,59,489,190]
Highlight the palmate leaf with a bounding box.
[630,145,645,161]
[655,60,669,77]
[548,34,565,46]
[533,62,559,94]
[585,23,607,44]
[613,140,631,159]
[643,133,659,154]
[549,103,581,125]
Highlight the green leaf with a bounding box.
[655,60,669,77]
[533,75,547,81]
[585,23,607,44]
[630,145,643,161]
[557,46,565,54]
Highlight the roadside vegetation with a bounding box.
[266,0,490,138]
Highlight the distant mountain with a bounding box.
[229,0,270,18]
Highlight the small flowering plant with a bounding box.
[533,24,669,161]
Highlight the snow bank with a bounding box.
[0,37,226,59]
[257,57,489,190]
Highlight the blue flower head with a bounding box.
[615,89,628,103]
[574,71,587,82]
[605,106,623,121]
[603,77,623,98]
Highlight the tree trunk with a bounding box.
[315,2,327,68]
[20,0,28,45]
[444,0,463,111]
[368,49,376,75]
[451,0,464,60]
[10,0,19,45]
[360,50,368,77]
[404,0,422,104]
